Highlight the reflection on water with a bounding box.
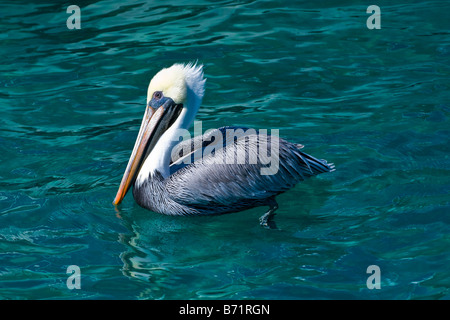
[116,182,333,299]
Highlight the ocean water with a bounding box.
[0,0,449,300]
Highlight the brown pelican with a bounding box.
[113,63,334,227]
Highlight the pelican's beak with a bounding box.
[113,98,182,205]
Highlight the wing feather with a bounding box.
[166,128,333,210]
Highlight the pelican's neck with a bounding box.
[136,102,198,186]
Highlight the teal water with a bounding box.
[1,0,449,299]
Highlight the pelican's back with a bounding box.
[165,127,334,215]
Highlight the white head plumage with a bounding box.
[147,62,206,107]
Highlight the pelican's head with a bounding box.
[113,62,206,205]
[147,63,205,109]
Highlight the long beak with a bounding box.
[113,99,181,205]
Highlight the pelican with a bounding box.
[113,63,334,227]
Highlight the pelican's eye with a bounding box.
[153,91,163,100]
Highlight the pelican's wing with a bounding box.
[169,126,251,175]
[166,130,334,210]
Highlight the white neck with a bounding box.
[136,100,198,185]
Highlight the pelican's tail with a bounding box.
[303,153,335,174]
[292,144,335,178]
